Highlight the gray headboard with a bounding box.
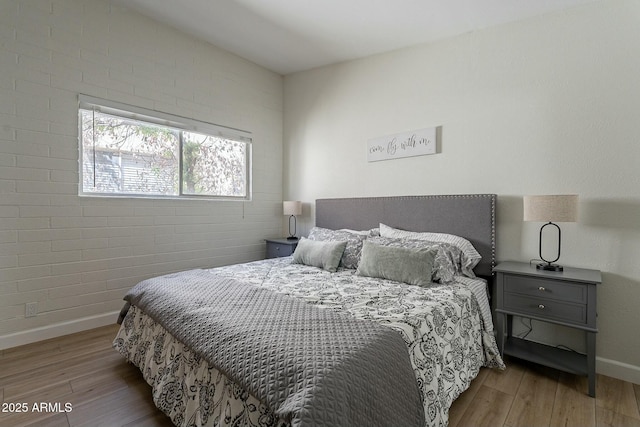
[315,194,496,277]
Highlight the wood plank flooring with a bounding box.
[449,357,640,427]
[0,324,173,427]
[1,324,639,427]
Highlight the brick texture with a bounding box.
[0,0,284,339]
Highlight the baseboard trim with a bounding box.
[0,311,120,350]
[597,356,640,385]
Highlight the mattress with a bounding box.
[114,257,504,427]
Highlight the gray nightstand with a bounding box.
[494,261,601,397]
[265,238,298,258]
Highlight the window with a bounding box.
[78,96,251,200]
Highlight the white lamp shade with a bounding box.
[523,195,578,223]
[283,201,302,216]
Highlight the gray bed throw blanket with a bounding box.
[123,269,424,427]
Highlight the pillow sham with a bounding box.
[307,227,367,269]
[379,223,481,277]
[367,236,458,283]
[292,237,347,273]
[356,240,437,287]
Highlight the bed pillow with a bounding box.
[367,236,458,283]
[379,223,481,277]
[307,227,367,269]
[292,237,347,273]
[356,240,437,287]
[338,228,380,237]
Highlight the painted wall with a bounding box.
[284,0,640,381]
[0,0,283,347]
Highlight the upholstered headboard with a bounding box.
[315,194,496,277]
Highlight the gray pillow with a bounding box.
[292,237,347,272]
[379,223,481,278]
[356,240,437,287]
[367,236,459,283]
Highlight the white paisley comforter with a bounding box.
[114,257,505,427]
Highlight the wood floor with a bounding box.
[1,324,639,427]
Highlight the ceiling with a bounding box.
[115,0,597,75]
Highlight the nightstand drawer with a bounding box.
[504,275,587,304]
[266,240,297,258]
[503,293,587,325]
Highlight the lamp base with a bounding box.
[286,236,299,241]
[536,263,563,272]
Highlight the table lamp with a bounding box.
[283,201,302,240]
[523,194,578,271]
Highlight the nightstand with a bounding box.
[265,238,298,258]
[494,261,601,397]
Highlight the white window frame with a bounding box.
[78,95,252,201]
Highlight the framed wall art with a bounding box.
[367,127,438,162]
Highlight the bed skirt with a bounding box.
[114,305,289,427]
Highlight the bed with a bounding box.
[113,194,505,427]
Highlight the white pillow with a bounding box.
[379,223,481,277]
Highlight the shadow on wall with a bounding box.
[580,198,640,230]
[584,199,640,373]
[495,195,525,260]
[597,272,640,368]
[581,198,640,273]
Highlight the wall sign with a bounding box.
[367,127,437,162]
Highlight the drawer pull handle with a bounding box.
[538,304,545,309]
[538,286,546,292]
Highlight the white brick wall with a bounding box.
[0,0,284,345]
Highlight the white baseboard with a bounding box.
[597,356,640,385]
[0,311,120,351]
